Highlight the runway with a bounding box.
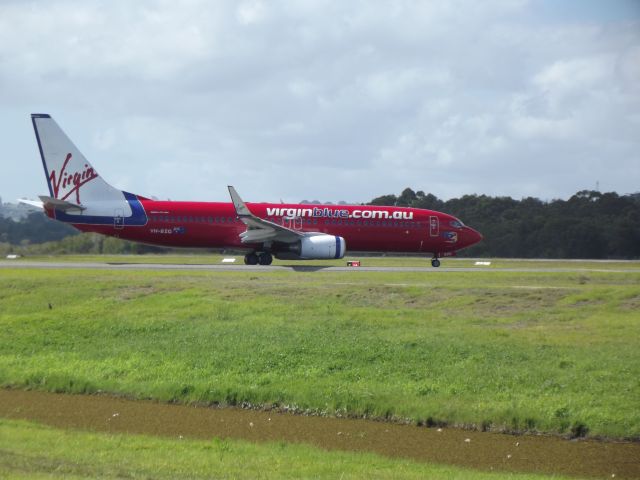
[1,260,638,273]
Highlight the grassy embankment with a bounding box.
[0,263,638,438]
[0,419,576,480]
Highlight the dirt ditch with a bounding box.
[1,389,639,478]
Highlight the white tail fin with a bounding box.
[31,114,147,225]
[31,114,122,204]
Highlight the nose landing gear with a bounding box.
[431,257,441,268]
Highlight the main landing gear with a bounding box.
[244,252,273,266]
[431,257,441,268]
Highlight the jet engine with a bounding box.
[273,235,346,260]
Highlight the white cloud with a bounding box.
[534,56,612,92]
[236,1,267,26]
[509,116,577,140]
[1,0,638,204]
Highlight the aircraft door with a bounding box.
[114,208,124,230]
[429,216,439,237]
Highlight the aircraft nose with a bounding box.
[464,227,483,246]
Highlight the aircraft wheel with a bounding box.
[258,252,273,266]
[431,258,441,268]
[244,252,259,265]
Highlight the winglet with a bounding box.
[228,186,253,217]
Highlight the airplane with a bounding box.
[22,114,482,266]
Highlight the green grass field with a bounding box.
[0,419,576,480]
[1,260,638,440]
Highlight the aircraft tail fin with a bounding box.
[31,114,122,205]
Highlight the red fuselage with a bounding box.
[57,198,482,256]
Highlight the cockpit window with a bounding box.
[449,219,464,229]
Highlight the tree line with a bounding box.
[370,189,640,259]
[1,189,639,258]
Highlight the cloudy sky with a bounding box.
[1,0,639,204]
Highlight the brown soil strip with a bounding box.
[1,389,639,478]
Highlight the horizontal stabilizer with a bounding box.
[38,195,86,212]
[18,198,44,209]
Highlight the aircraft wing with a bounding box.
[228,186,304,244]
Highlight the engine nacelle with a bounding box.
[273,235,346,260]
